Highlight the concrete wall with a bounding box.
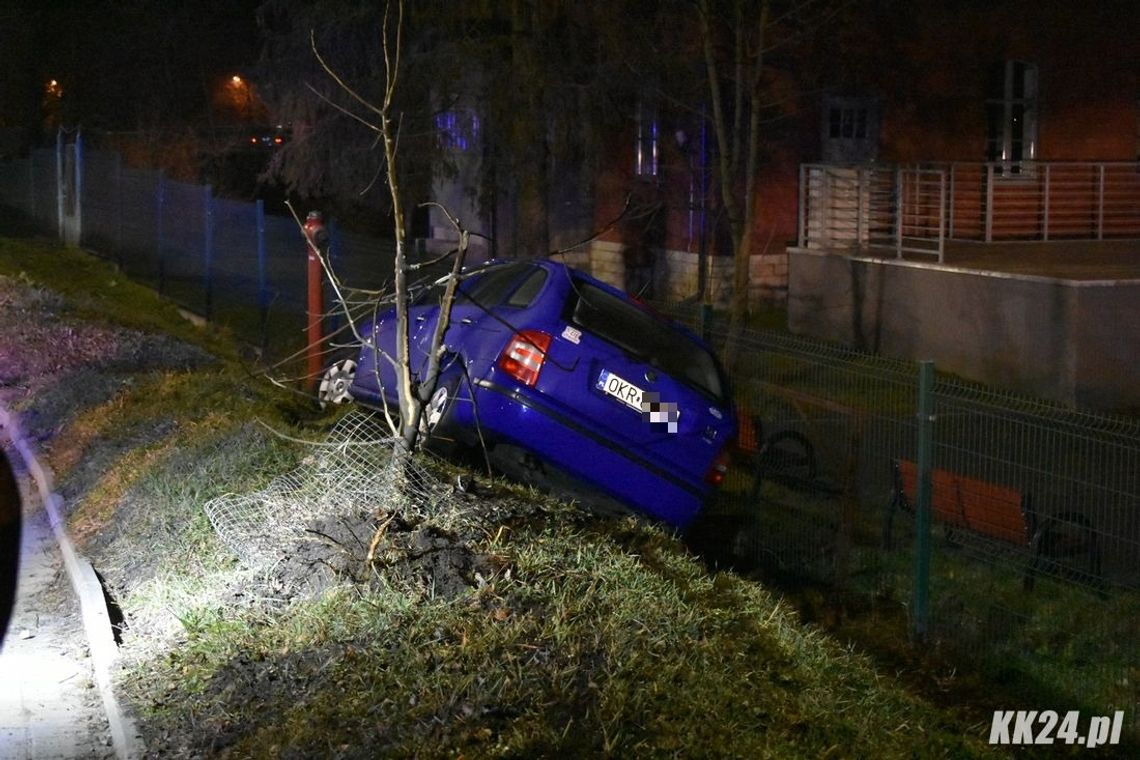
[787,247,1140,410]
[584,240,787,307]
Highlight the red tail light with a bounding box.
[497,330,552,387]
[705,446,731,487]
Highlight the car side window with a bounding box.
[505,268,548,308]
[411,279,447,306]
[461,264,530,309]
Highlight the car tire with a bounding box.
[317,353,358,408]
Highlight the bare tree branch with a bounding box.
[309,29,385,120]
[549,194,633,257]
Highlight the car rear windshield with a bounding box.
[568,281,726,403]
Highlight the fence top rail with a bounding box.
[934,374,1140,440]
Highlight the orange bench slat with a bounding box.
[897,459,1028,545]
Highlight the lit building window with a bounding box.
[435,110,480,152]
[986,60,1038,176]
[636,103,659,178]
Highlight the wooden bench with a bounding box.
[884,459,1102,591]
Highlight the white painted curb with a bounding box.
[0,405,142,759]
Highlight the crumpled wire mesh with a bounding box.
[204,409,472,567]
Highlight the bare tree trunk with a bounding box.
[368,2,420,454]
[698,0,770,365]
[309,1,481,457]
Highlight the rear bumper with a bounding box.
[459,378,712,529]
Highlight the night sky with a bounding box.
[0,0,262,135]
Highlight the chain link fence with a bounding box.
[204,411,471,570]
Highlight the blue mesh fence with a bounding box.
[331,224,397,292]
[117,168,162,285]
[0,158,32,216]
[81,150,120,256]
[158,178,210,317]
[30,150,57,231]
[0,142,364,360]
[262,212,308,333]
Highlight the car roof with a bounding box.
[471,258,643,305]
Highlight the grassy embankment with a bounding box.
[0,237,1004,757]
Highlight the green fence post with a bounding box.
[913,360,936,642]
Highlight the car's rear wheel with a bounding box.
[318,355,357,408]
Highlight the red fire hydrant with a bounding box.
[304,211,329,392]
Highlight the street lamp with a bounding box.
[224,75,252,121]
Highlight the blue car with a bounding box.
[338,259,736,530]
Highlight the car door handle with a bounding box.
[460,318,474,325]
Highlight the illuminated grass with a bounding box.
[1,235,1008,757]
[0,237,236,359]
[124,517,998,758]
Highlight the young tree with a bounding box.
[689,0,845,353]
[304,0,470,454]
[695,0,772,340]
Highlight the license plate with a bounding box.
[596,369,644,412]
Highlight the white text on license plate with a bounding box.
[596,369,644,411]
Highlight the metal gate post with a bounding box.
[937,171,945,263]
[913,360,936,642]
[985,164,994,242]
[948,163,956,239]
[1043,164,1051,241]
[1097,164,1105,240]
[894,167,903,258]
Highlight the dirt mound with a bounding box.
[264,508,504,602]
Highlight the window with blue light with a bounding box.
[435,110,480,152]
[636,103,659,178]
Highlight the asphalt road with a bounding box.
[0,439,114,759]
